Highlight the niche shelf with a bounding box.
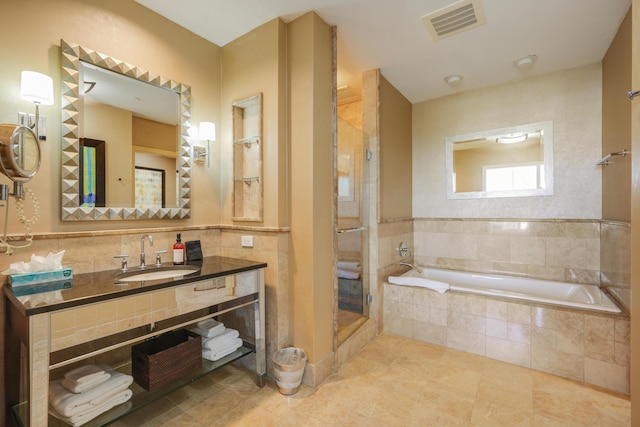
[232,93,263,222]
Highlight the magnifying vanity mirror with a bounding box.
[445,121,554,199]
[60,39,192,220]
[0,124,40,198]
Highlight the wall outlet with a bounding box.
[241,235,254,248]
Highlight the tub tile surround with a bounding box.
[384,284,630,394]
[414,218,603,285]
[379,217,631,394]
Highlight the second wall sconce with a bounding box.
[195,121,216,167]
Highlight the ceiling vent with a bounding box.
[422,0,486,41]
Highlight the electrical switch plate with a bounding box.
[241,235,254,248]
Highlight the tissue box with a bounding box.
[11,279,72,296]
[8,267,73,287]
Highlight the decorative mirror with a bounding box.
[60,39,191,220]
[445,121,554,199]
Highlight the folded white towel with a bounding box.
[64,365,105,384]
[49,389,133,427]
[338,269,360,280]
[387,276,450,293]
[202,338,243,361]
[338,261,360,270]
[191,319,226,338]
[49,365,133,417]
[197,317,222,330]
[62,365,111,393]
[202,328,240,352]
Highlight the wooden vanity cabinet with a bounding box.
[4,258,266,427]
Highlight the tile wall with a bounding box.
[413,219,601,285]
[384,283,630,394]
[379,217,631,394]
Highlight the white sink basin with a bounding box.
[115,265,200,283]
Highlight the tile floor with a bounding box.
[112,333,631,426]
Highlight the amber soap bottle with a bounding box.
[173,233,185,265]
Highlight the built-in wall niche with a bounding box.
[232,93,263,221]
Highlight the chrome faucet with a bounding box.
[140,234,153,268]
[399,261,423,274]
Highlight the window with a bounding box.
[483,163,544,192]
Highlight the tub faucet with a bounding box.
[140,234,154,268]
[399,261,423,274]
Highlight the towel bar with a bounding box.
[597,150,630,166]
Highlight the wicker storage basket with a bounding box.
[132,329,202,391]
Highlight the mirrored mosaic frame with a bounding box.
[60,39,192,221]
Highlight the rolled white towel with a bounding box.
[62,365,111,393]
[202,338,243,361]
[338,269,360,280]
[49,388,133,427]
[338,261,360,271]
[49,365,133,418]
[202,328,240,352]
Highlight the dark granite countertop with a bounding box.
[3,256,267,316]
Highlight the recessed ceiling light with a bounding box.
[444,74,464,87]
[514,55,538,70]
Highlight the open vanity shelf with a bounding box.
[4,256,266,426]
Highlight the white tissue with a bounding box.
[2,250,66,275]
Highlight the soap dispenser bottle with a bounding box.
[173,233,185,265]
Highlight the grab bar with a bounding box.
[597,150,630,166]
[337,226,367,234]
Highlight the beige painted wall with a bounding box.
[630,1,639,423]
[288,12,334,373]
[0,0,221,232]
[603,10,632,222]
[413,65,602,219]
[380,75,413,219]
[221,19,288,227]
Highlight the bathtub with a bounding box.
[388,267,621,314]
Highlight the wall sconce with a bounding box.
[196,121,216,167]
[19,71,54,141]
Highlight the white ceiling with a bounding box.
[135,0,631,104]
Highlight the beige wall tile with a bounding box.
[531,307,557,329]
[584,358,629,394]
[532,347,584,382]
[447,329,485,356]
[508,323,531,345]
[556,328,584,356]
[486,300,508,321]
[532,326,557,350]
[507,303,531,325]
[486,337,530,367]
[486,318,508,339]
[413,320,447,346]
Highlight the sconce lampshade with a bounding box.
[20,71,54,105]
[199,122,216,141]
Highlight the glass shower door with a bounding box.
[337,118,369,344]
